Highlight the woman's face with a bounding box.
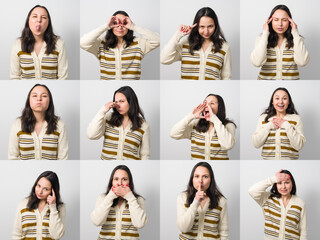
[198,16,215,40]
[28,7,49,37]
[272,90,289,115]
[203,95,219,120]
[271,9,290,35]
[35,177,52,200]
[276,178,293,197]
[29,86,50,113]
[115,92,129,116]
[192,166,211,192]
[112,169,130,187]
[112,14,129,39]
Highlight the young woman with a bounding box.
[87,86,150,160]
[161,7,231,80]
[251,4,309,80]
[249,169,307,239]
[80,10,160,80]
[91,165,147,239]
[252,87,305,160]
[8,84,68,160]
[12,171,66,239]
[177,162,228,239]
[10,5,68,80]
[170,94,236,160]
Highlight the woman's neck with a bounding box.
[33,111,46,123]
[117,37,124,49]
[33,34,44,43]
[276,112,286,118]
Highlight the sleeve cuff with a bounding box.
[123,191,135,201]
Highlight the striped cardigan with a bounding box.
[252,114,305,160]
[91,191,147,240]
[251,30,309,80]
[177,192,229,240]
[87,107,150,160]
[249,176,307,240]
[10,38,68,80]
[80,23,160,80]
[170,113,235,160]
[160,30,232,80]
[12,198,66,240]
[8,118,68,160]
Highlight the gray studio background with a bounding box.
[160,81,240,160]
[80,80,160,159]
[80,161,160,240]
[160,160,240,239]
[0,0,80,80]
[160,0,240,80]
[241,160,320,240]
[0,81,80,160]
[240,0,320,79]
[240,80,320,160]
[80,0,160,80]
[0,161,80,239]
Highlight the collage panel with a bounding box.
[0,160,80,239]
[240,80,320,160]
[160,81,240,160]
[160,0,240,80]
[80,80,160,160]
[0,0,80,80]
[240,0,320,80]
[241,160,320,239]
[80,160,160,240]
[0,81,80,160]
[160,160,240,239]
[80,0,160,80]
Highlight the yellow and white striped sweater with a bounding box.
[8,118,68,160]
[80,23,160,80]
[12,198,66,240]
[252,114,305,160]
[91,191,147,240]
[170,113,235,160]
[87,107,150,160]
[177,192,229,240]
[249,176,307,240]
[160,31,232,80]
[251,30,309,80]
[10,38,68,80]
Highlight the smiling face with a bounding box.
[272,90,289,115]
[29,86,50,113]
[112,14,129,39]
[28,7,49,38]
[198,16,215,40]
[35,177,52,200]
[203,95,218,120]
[192,166,211,192]
[271,9,290,35]
[277,178,293,197]
[114,92,129,116]
[112,169,129,187]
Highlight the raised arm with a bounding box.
[91,192,118,226]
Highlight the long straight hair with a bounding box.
[104,10,134,50]
[105,165,142,207]
[20,5,58,54]
[196,94,236,133]
[20,84,59,134]
[267,5,294,49]
[27,171,63,210]
[188,7,226,55]
[185,162,224,209]
[262,87,298,123]
[270,169,296,199]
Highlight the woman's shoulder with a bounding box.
[218,196,227,206]
[55,38,66,51]
[221,41,230,50]
[258,114,268,122]
[285,114,302,121]
[140,120,149,130]
[11,118,22,130]
[292,195,305,206]
[17,197,29,210]
[178,191,188,200]
[12,38,22,51]
[56,119,66,130]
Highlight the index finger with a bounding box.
[198,184,201,192]
[288,17,293,23]
[51,188,55,197]
[191,23,197,28]
[267,17,273,24]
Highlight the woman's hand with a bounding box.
[47,188,56,205]
[105,102,118,112]
[263,17,273,32]
[108,16,118,29]
[179,23,197,36]
[204,102,214,122]
[288,17,297,31]
[112,184,131,197]
[123,16,133,29]
[194,184,206,202]
[192,103,206,119]
[276,169,290,182]
[272,117,285,129]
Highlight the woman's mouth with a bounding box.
[36,25,41,31]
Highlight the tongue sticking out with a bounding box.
[36,26,41,31]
